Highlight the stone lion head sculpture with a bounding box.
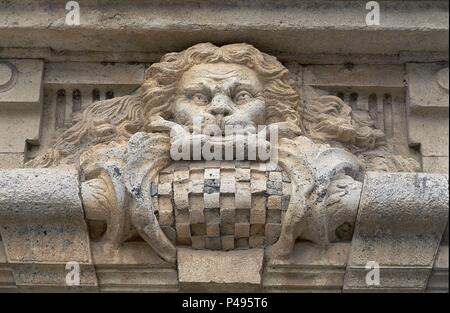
[141,42,301,131]
[29,43,302,167]
[28,42,418,172]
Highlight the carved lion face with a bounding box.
[173,63,266,133]
[141,43,301,135]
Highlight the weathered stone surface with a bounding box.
[44,62,144,88]
[0,1,447,62]
[0,59,43,153]
[0,153,23,169]
[0,240,16,291]
[422,156,449,174]
[406,63,449,172]
[302,65,420,170]
[0,168,97,288]
[178,248,263,290]
[408,110,449,158]
[427,245,449,292]
[344,172,449,291]
[406,63,449,109]
[0,60,43,104]
[264,242,350,292]
[0,169,89,262]
[91,242,178,292]
[304,65,405,88]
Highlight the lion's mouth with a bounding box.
[201,115,256,136]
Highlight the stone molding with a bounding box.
[0,1,448,62]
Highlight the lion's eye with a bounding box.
[234,91,253,104]
[192,93,209,105]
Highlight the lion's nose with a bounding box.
[207,94,233,116]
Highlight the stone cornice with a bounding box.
[0,0,448,62]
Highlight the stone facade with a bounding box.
[0,1,448,292]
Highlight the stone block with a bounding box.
[158,173,173,184]
[406,63,449,109]
[0,153,23,169]
[206,223,220,237]
[265,223,282,245]
[205,237,221,250]
[235,182,251,208]
[264,242,351,292]
[204,168,220,180]
[252,195,266,210]
[251,176,266,194]
[267,195,282,210]
[204,192,220,209]
[250,224,265,236]
[221,235,235,251]
[267,210,281,224]
[0,169,90,262]
[191,236,206,250]
[161,226,176,244]
[268,171,282,182]
[91,241,178,292]
[235,238,249,249]
[158,183,172,196]
[235,223,250,238]
[220,207,235,224]
[304,64,405,88]
[250,208,266,225]
[220,170,235,193]
[204,208,220,223]
[220,223,234,236]
[408,110,449,157]
[173,169,189,183]
[236,168,251,181]
[189,195,204,224]
[173,182,189,210]
[175,223,191,245]
[0,60,43,103]
[190,224,206,236]
[427,245,449,292]
[250,195,266,224]
[0,168,97,288]
[235,208,249,223]
[204,179,220,194]
[189,179,204,194]
[266,181,282,195]
[249,235,264,248]
[158,197,174,226]
[344,172,449,291]
[189,209,204,225]
[0,60,44,153]
[422,156,449,174]
[178,248,263,290]
[44,62,144,87]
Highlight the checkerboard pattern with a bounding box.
[151,161,291,250]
